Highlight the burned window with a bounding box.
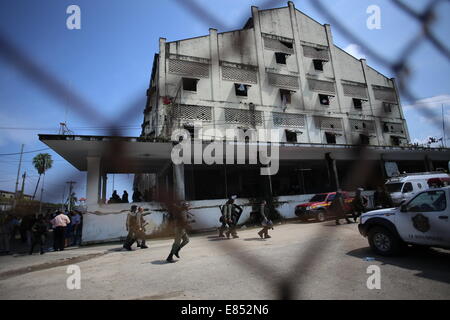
[280,40,293,49]
[319,94,331,106]
[391,136,401,146]
[182,78,198,92]
[325,132,336,144]
[183,125,195,139]
[234,83,249,97]
[280,89,292,105]
[383,102,393,113]
[275,52,288,64]
[353,98,363,109]
[313,59,324,71]
[286,130,297,143]
[360,134,370,145]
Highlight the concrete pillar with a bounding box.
[361,59,385,146]
[86,156,101,206]
[101,174,107,203]
[251,6,266,106]
[173,163,185,200]
[391,77,411,142]
[325,153,340,191]
[287,1,307,113]
[158,37,167,137]
[209,28,221,102]
[324,24,351,144]
[425,155,434,172]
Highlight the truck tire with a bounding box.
[315,209,326,222]
[368,226,403,256]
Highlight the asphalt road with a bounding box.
[0,221,449,300]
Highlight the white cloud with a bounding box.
[403,94,450,112]
[343,43,366,59]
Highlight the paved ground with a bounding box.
[0,221,449,300]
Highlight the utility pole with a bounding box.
[20,171,26,199]
[66,181,76,211]
[13,144,24,209]
[38,158,46,215]
[442,104,446,148]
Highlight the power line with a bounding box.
[0,147,50,156]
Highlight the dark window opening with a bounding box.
[325,132,336,144]
[275,52,288,64]
[183,78,198,91]
[360,134,370,145]
[319,94,330,105]
[362,122,367,129]
[383,102,393,112]
[353,98,363,109]
[234,83,249,97]
[383,123,389,132]
[391,136,401,146]
[286,130,297,143]
[313,59,324,71]
[280,40,293,49]
[280,89,292,105]
[183,125,195,139]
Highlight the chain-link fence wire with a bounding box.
[1,0,449,299]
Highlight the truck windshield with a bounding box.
[310,194,327,202]
[385,183,403,193]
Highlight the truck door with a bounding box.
[402,182,414,202]
[396,190,450,247]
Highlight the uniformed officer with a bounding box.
[166,202,194,263]
[257,200,274,239]
[332,191,351,225]
[351,188,368,222]
[218,197,233,237]
[225,196,242,239]
[123,205,149,250]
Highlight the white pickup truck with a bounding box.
[358,187,450,256]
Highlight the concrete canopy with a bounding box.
[39,134,173,173]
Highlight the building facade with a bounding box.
[141,2,409,147]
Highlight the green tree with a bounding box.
[32,153,53,200]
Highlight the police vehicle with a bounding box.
[358,186,450,256]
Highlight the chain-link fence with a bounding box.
[1,0,449,299]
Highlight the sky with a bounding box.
[0,0,449,203]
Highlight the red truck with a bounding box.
[295,192,354,222]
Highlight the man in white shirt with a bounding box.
[51,211,70,251]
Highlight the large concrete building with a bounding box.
[142,1,409,147]
[39,2,450,243]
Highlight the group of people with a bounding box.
[109,188,153,204]
[331,186,394,225]
[0,209,82,256]
[121,195,274,264]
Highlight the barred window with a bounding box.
[224,108,263,126]
[342,82,368,99]
[168,59,209,78]
[222,66,257,84]
[373,86,397,103]
[349,119,375,132]
[268,73,299,89]
[307,78,336,93]
[316,116,343,130]
[173,104,212,121]
[273,112,305,128]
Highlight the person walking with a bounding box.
[0,214,13,255]
[218,197,233,238]
[70,211,82,246]
[166,202,194,263]
[374,185,394,209]
[121,190,129,203]
[257,200,274,239]
[123,205,149,250]
[351,188,368,222]
[332,191,351,225]
[50,211,71,251]
[29,215,48,255]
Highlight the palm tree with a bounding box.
[32,153,53,200]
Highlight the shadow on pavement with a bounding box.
[347,246,450,284]
[243,238,265,241]
[150,260,177,265]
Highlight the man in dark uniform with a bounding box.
[221,196,242,239]
[332,191,351,225]
[351,188,368,222]
[257,200,274,239]
[29,215,48,255]
[166,202,194,263]
[218,197,233,238]
[123,205,149,250]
